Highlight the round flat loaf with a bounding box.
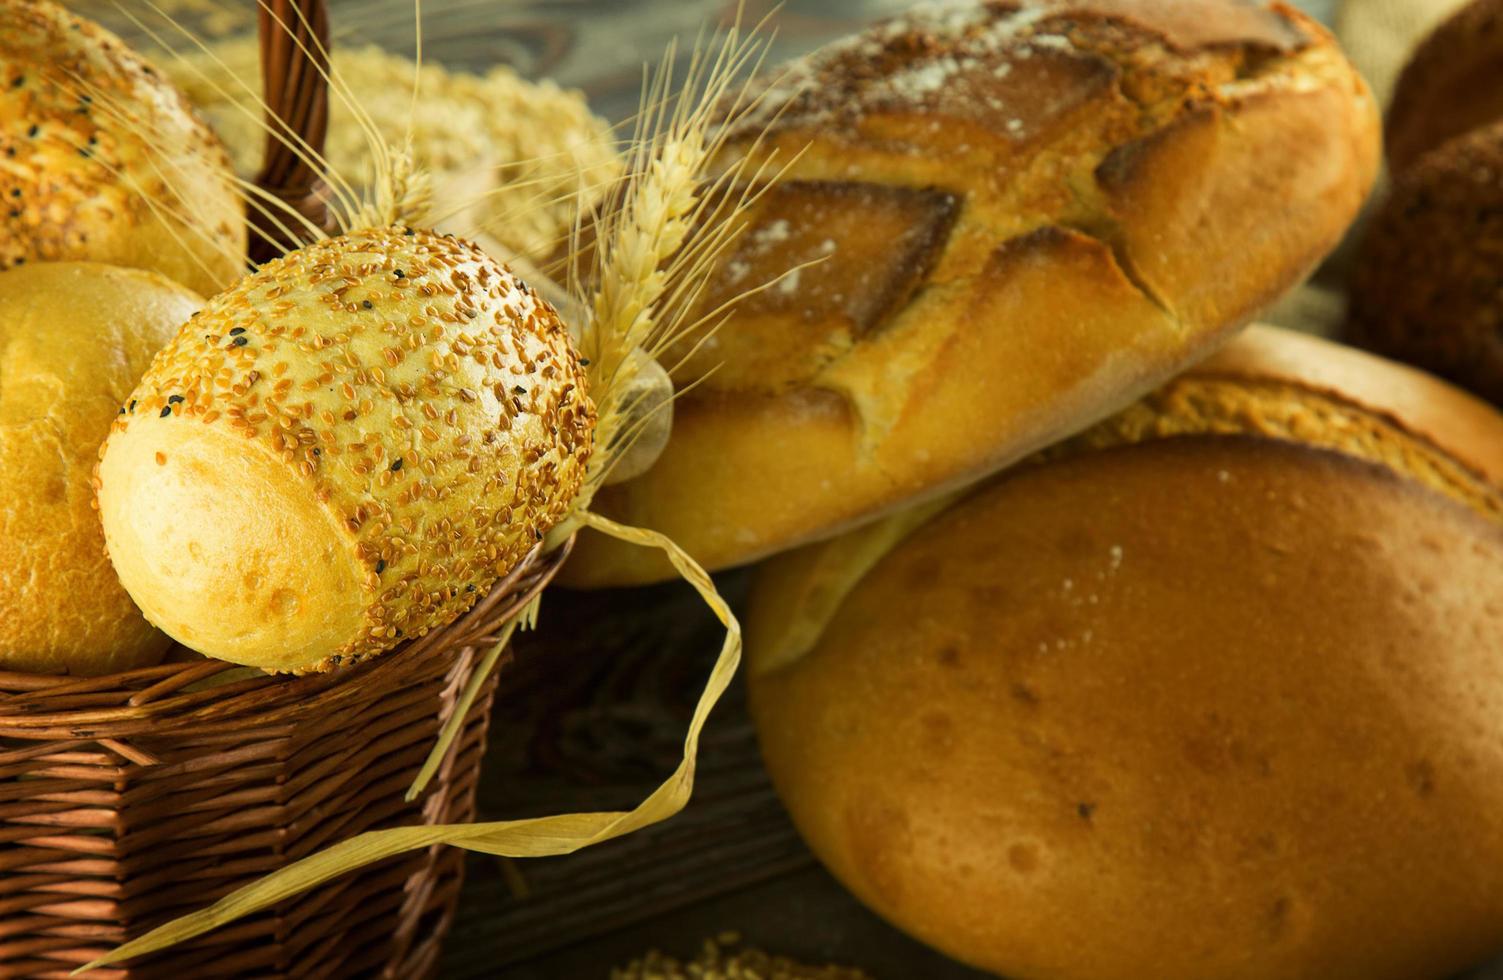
[747,326,1503,980]
[562,0,1380,587]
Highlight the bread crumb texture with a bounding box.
[613,934,870,980]
[0,0,244,295]
[99,227,593,669]
[1045,375,1503,523]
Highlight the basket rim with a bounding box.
[0,537,571,739]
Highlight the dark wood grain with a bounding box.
[442,575,994,979]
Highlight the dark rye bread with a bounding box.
[562,0,1379,588]
[1345,119,1503,406]
[1385,0,1503,174]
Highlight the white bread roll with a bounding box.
[748,326,1503,980]
[0,262,201,675]
[96,227,594,673]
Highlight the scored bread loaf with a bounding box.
[747,325,1503,980]
[562,0,1380,587]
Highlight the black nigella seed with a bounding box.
[534,527,544,541]
[229,327,245,335]
[87,135,96,145]
[118,407,125,415]
[578,358,591,366]
[159,406,172,418]
[77,148,90,158]
[232,336,248,347]
[465,583,475,593]
[312,447,321,455]
[26,125,38,138]
[128,400,136,412]
[375,559,386,574]
[10,76,22,88]
[393,269,405,279]
[513,385,526,395]
[361,300,373,309]
[7,209,17,219]
[394,627,403,637]
[9,188,19,198]
[390,458,403,471]
[167,394,184,404]
[403,227,415,236]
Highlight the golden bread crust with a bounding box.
[750,437,1503,980]
[565,0,1379,587]
[0,0,245,296]
[0,262,201,675]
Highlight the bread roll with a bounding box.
[1,262,201,675]
[1384,0,1503,174]
[748,326,1503,980]
[1345,120,1503,405]
[0,0,244,297]
[562,0,1380,587]
[96,227,593,673]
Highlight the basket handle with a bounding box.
[249,0,336,263]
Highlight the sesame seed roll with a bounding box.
[0,0,245,296]
[96,227,594,672]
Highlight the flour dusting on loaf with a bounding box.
[566,0,1380,587]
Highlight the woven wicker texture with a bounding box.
[0,542,568,979]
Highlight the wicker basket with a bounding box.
[0,1,567,975]
[0,542,568,979]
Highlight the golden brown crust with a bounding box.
[0,0,245,296]
[0,262,201,675]
[746,324,1503,675]
[1385,0,1503,174]
[97,228,594,672]
[1344,119,1503,406]
[750,437,1503,980]
[563,0,1379,587]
